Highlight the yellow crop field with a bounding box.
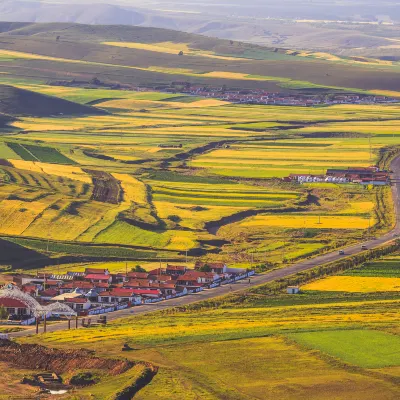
[170,99,229,108]
[341,201,375,214]
[102,41,239,61]
[303,276,400,293]
[112,173,147,205]
[239,215,372,230]
[0,196,57,235]
[24,200,112,241]
[10,160,92,183]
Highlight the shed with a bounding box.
[287,286,300,295]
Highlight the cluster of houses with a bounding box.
[0,263,252,320]
[286,166,390,186]
[165,84,398,107]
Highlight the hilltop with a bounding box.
[0,1,400,58]
[0,85,106,117]
[0,23,399,92]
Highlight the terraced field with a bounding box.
[0,82,398,271]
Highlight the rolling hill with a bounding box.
[0,22,399,92]
[0,0,399,58]
[0,85,107,117]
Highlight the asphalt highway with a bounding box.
[10,156,400,338]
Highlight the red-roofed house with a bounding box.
[65,298,91,311]
[148,275,174,283]
[84,274,112,284]
[0,298,32,316]
[177,271,219,286]
[98,289,142,304]
[165,265,187,276]
[85,268,110,275]
[60,281,95,293]
[131,289,162,299]
[126,272,150,280]
[39,289,59,300]
[195,262,227,275]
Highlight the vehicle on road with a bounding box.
[361,245,368,250]
[339,250,345,255]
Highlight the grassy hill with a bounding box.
[0,85,107,117]
[0,23,399,92]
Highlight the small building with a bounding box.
[84,274,112,284]
[195,262,227,275]
[287,286,300,295]
[97,289,142,304]
[65,298,91,312]
[0,298,32,316]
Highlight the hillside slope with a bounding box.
[0,23,399,92]
[0,85,107,117]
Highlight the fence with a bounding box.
[88,306,115,315]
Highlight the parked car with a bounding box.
[339,250,345,255]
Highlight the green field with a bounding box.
[289,330,400,368]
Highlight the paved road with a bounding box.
[10,156,400,338]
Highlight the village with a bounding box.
[0,263,254,325]
[171,84,399,107]
[285,166,391,185]
[49,80,399,107]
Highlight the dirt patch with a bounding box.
[0,340,133,376]
[83,169,121,204]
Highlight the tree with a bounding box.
[178,51,184,56]
[0,306,8,320]
[168,215,181,223]
[198,264,211,272]
[131,265,146,273]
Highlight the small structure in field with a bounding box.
[287,286,300,294]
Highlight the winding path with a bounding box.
[10,156,400,338]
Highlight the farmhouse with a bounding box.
[0,298,32,316]
[287,166,390,186]
[98,289,142,304]
[195,262,227,274]
[84,274,112,284]
[65,298,91,312]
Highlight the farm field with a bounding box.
[23,289,400,399]
[0,82,398,270]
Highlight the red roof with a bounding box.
[180,271,216,279]
[132,289,160,296]
[66,298,88,304]
[166,265,186,271]
[95,282,110,288]
[126,272,149,279]
[195,262,225,269]
[62,282,94,289]
[150,275,173,281]
[99,289,136,297]
[40,289,59,297]
[0,298,29,308]
[85,268,109,274]
[44,280,60,286]
[85,274,110,280]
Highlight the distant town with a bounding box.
[285,166,391,185]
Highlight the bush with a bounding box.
[167,215,181,223]
[69,372,99,386]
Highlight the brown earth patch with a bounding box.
[0,340,133,376]
[83,169,121,204]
